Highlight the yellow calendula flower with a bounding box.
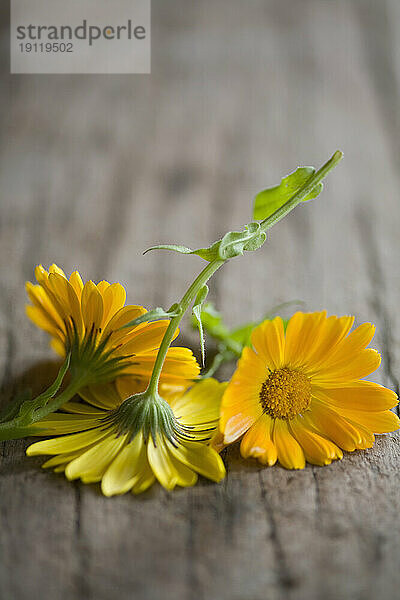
[220,311,399,469]
[27,379,227,495]
[26,264,199,388]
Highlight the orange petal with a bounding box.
[273,419,305,469]
[240,413,277,465]
[250,317,285,370]
[306,400,374,451]
[312,381,398,411]
[289,416,343,466]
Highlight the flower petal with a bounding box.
[312,349,381,385]
[335,409,400,434]
[101,433,146,496]
[101,283,126,328]
[284,311,326,368]
[273,419,305,469]
[251,317,285,369]
[306,400,375,451]
[289,416,343,466]
[240,413,277,466]
[168,439,225,483]
[26,427,109,456]
[65,433,127,483]
[81,281,104,331]
[170,379,226,425]
[313,381,398,411]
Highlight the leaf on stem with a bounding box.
[253,167,323,221]
[144,223,267,263]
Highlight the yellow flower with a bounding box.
[26,264,199,387]
[27,379,227,495]
[220,311,399,469]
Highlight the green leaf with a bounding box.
[253,167,323,220]
[144,241,222,262]
[144,244,194,255]
[218,222,267,259]
[192,285,209,366]
[144,224,267,263]
[121,305,182,330]
[17,353,71,426]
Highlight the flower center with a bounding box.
[259,367,311,420]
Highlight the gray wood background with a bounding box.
[1,1,400,599]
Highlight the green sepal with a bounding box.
[121,304,182,330]
[253,167,323,221]
[192,285,209,366]
[112,391,176,445]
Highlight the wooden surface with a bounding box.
[1,1,400,598]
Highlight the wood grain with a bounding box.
[0,1,399,599]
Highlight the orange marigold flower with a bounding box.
[219,311,399,469]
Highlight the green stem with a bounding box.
[145,150,343,398]
[0,375,87,441]
[146,259,224,396]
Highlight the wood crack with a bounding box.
[258,471,296,591]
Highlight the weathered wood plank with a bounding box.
[0,1,399,599]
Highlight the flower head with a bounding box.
[27,379,226,495]
[26,264,199,387]
[220,311,399,468]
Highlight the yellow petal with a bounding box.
[47,273,83,335]
[80,383,122,410]
[250,317,285,369]
[313,381,398,411]
[81,280,104,331]
[307,315,354,368]
[335,409,400,434]
[322,322,376,369]
[26,305,60,338]
[26,282,64,333]
[65,433,126,483]
[69,271,84,299]
[168,439,226,483]
[312,349,381,385]
[306,400,374,451]
[26,427,109,456]
[101,283,127,327]
[240,413,277,465]
[101,433,145,496]
[121,321,172,355]
[273,419,305,469]
[147,434,181,490]
[101,305,147,342]
[289,416,343,466]
[171,379,226,425]
[284,311,326,368]
[124,347,200,383]
[131,460,156,494]
[50,337,66,357]
[28,413,100,435]
[49,264,66,277]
